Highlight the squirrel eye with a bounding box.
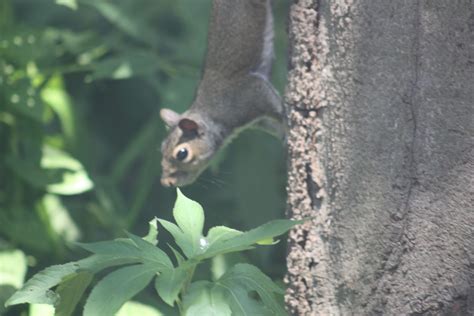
[176,148,188,161]
[173,144,193,163]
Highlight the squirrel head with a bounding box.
[159,108,216,187]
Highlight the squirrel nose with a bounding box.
[161,177,177,187]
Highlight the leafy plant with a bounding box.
[5,190,298,315]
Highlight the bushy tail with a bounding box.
[203,0,274,79]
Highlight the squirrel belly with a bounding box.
[159,0,285,187]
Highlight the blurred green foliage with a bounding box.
[0,0,288,314]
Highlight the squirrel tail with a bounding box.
[203,0,274,79]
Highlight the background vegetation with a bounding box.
[0,0,289,315]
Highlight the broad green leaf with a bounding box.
[117,301,164,316]
[174,189,204,240]
[158,219,191,258]
[215,264,286,316]
[56,0,77,10]
[154,266,188,306]
[43,194,80,243]
[143,218,159,246]
[173,189,205,257]
[206,226,242,246]
[126,233,173,269]
[212,285,264,315]
[210,253,248,281]
[6,254,142,308]
[76,254,142,273]
[78,235,172,270]
[55,272,93,316]
[5,262,78,306]
[200,219,301,259]
[83,264,157,316]
[5,146,92,195]
[41,75,76,145]
[77,238,140,257]
[29,304,55,316]
[182,281,231,316]
[168,244,185,265]
[0,250,27,289]
[42,146,93,195]
[0,250,27,313]
[41,146,82,171]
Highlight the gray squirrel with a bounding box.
[160,0,285,187]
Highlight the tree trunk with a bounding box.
[285,1,474,315]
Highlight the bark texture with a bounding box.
[285,0,474,315]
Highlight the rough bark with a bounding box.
[285,0,474,315]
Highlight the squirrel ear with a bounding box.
[178,118,199,134]
[160,108,181,127]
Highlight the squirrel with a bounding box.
[160,0,285,187]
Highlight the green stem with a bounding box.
[177,263,198,314]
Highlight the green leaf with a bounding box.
[0,250,27,313]
[42,194,80,243]
[158,219,190,258]
[83,264,157,316]
[76,254,142,273]
[0,250,27,289]
[206,226,242,247]
[143,218,159,246]
[117,301,164,316]
[56,0,78,10]
[78,235,172,270]
[5,254,143,308]
[5,262,78,306]
[200,219,301,259]
[55,272,93,316]
[41,75,76,145]
[77,238,140,256]
[182,281,231,316]
[172,189,205,257]
[183,265,285,316]
[174,189,204,241]
[126,233,173,270]
[154,266,188,306]
[6,146,93,196]
[29,304,55,316]
[210,253,248,281]
[41,146,93,195]
[168,244,185,266]
[215,264,286,316]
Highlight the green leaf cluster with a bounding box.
[6,190,298,315]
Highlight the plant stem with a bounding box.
[177,262,198,314]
